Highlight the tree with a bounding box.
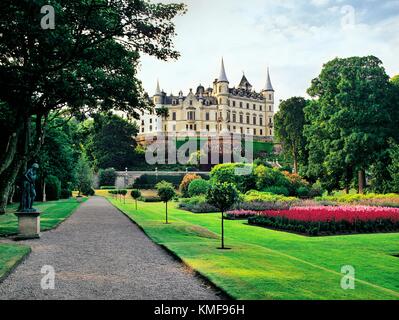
[305,56,397,194]
[75,155,93,197]
[156,106,170,119]
[98,168,117,187]
[156,181,176,224]
[179,174,201,197]
[90,114,139,170]
[131,189,141,210]
[388,142,399,193]
[0,0,186,213]
[206,183,239,250]
[274,97,308,174]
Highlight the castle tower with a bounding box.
[262,68,275,136]
[153,79,162,105]
[216,58,230,132]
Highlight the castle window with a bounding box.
[232,113,237,123]
[233,101,236,107]
[269,94,272,100]
[240,127,243,134]
[172,112,176,121]
[206,112,210,121]
[206,125,210,131]
[240,102,243,108]
[270,129,272,135]
[269,105,272,112]
[259,117,263,126]
[141,128,144,133]
[260,129,263,136]
[190,100,193,106]
[260,105,263,111]
[253,128,256,135]
[239,114,243,123]
[141,120,144,126]
[150,119,152,124]
[253,116,257,125]
[187,111,195,121]
[253,104,256,110]
[269,117,272,124]
[246,114,250,124]
[173,125,176,131]
[149,125,153,131]
[246,103,249,109]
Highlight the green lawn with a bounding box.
[0,244,31,282]
[0,198,84,237]
[108,197,399,300]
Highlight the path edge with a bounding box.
[0,246,32,284]
[106,198,234,301]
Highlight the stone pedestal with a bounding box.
[14,211,41,240]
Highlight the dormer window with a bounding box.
[189,100,193,106]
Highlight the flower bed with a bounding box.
[246,206,399,236]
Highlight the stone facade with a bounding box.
[137,59,275,143]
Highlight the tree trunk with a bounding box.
[292,149,298,174]
[43,181,46,202]
[358,170,366,194]
[0,160,23,214]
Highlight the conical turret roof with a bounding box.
[264,68,274,91]
[218,58,229,83]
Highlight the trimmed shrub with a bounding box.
[210,163,256,193]
[100,186,116,190]
[60,189,72,199]
[98,168,116,187]
[179,174,201,197]
[45,175,61,201]
[232,201,291,211]
[188,179,210,197]
[263,186,290,196]
[308,182,325,198]
[139,196,162,202]
[179,196,218,213]
[133,174,185,189]
[296,186,310,199]
[254,165,290,191]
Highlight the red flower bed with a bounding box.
[258,206,399,223]
[245,206,399,236]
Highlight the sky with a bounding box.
[138,0,399,107]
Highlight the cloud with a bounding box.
[138,0,399,107]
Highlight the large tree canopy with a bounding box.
[274,97,308,174]
[0,0,186,212]
[305,56,399,193]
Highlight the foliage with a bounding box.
[315,193,399,207]
[263,186,290,196]
[156,181,176,203]
[131,190,142,200]
[210,163,256,193]
[100,186,116,190]
[274,97,308,173]
[0,0,186,213]
[206,183,239,213]
[60,189,72,199]
[254,165,290,191]
[98,168,117,187]
[88,114,140,170]
[75,156,93,197]
[244,191,298,204]
[178,196,218,213]
[305,56,399,193]
[388,142,399,193]
[188,179,210,197]
[248,206,399,236]
[134,173,186,189]
[179,174,202,197]
[45,175,61,201]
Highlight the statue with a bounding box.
[19,163,39,212]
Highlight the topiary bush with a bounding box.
[263,186,290,196]
[296,186,310,199]
[45,175,61,201]
[98,168,117,187]
[210,163,256,193]
[188,179,210,197]
[179,173,201,197]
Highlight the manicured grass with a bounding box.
[108,197,399,300]
[0,198,85,237]
[0,244,31,282]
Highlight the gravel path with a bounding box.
[0,197,222,300]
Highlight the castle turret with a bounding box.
[153,79,163,105]
[262,68,274,103]
[217,58,229,95]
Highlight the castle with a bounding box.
[137,59,275,142]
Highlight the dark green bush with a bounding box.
[100,186,116,190]
[296,186,310,198]
[98,168,117,187]
[133,174,187,189]
[45,175,61,201]
[60,189,72,199]
[188,179,210,197]
[210,163,256,193]
[83,187,95,196]
[263,186,290,196]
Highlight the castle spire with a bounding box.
[264,68,274,92]
[155,79,161,95]
[218,58,229,83]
